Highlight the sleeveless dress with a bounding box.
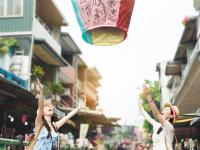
[33,126,58,150]
[152,120,174,150]
[139,105,174,150]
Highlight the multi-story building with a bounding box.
[0,0,107,144]
[0,0,73,138]
[85,68,101,110]
[156,1,200,144]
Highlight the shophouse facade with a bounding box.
[0,0,106,148]
[156,1,200,148]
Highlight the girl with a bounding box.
[32,79,80,150]
[139,85,179,150]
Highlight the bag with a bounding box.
[25,124,43,150]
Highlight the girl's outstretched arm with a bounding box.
[138,101,156,126]
[55,107,80,130]
[35,78,44,128]
[143,85,165,125]
[146,95,165,126]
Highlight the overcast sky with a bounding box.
[55,0,197,126]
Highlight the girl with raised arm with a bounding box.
[138,85,179,150]
[32,78,80,150]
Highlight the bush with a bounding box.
[52,83,65,95]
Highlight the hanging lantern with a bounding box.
[20,114,28,124]
[71,0,135,46]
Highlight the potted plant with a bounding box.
[0,38,18,70]
[30,65,45,95]
[31,65,45,80]
[0,38,18,55]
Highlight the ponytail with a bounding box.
[42,116,51,138]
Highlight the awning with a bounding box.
[57,106,116,126]
[190,117,200,126]
[0,77,37,114]
[36,0,67,26]
[61,33,81,54]
[173,117,197,140]
[174,16,197,60]
[34,40,69,66]
[165,61,182,75]
[174,51,200,114]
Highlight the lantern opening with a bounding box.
[86,27,125,46]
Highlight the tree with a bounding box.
[139,80,161,133]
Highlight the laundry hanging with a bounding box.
[71,0,135,46]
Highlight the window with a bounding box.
[0,0,23,17]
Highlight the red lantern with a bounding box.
[20,114,28,123]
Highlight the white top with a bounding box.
[152,120,174,150]
[139,105,174,150]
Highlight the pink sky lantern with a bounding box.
[71,0,135,46]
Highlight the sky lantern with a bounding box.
[71,0,135,46]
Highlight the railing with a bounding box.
[0,67,27,88]
[0,138,93,150]
[0,138,28,150]
[33,17,61,55]
[36,15,53,36]
[59,67,76,84]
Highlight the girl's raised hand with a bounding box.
[143,84,150,97]
[36,77,43,92]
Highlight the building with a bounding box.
[156,1,200,147]
[0,0,110,148]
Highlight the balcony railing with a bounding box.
[0,67,27,88]
[36,15,53,36]
[0,138,89,150]
[33,17,61,55]
[59,67,76,84]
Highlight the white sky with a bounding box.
[55,0,197,126]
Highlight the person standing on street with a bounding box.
[138,85,180,150]
[31,78,80,150]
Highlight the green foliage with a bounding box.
[52,83,65,95]
[31,65,45,80]
[0,38,18,54]
[139,80,161,133]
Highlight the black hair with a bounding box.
[42,116,57,139]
